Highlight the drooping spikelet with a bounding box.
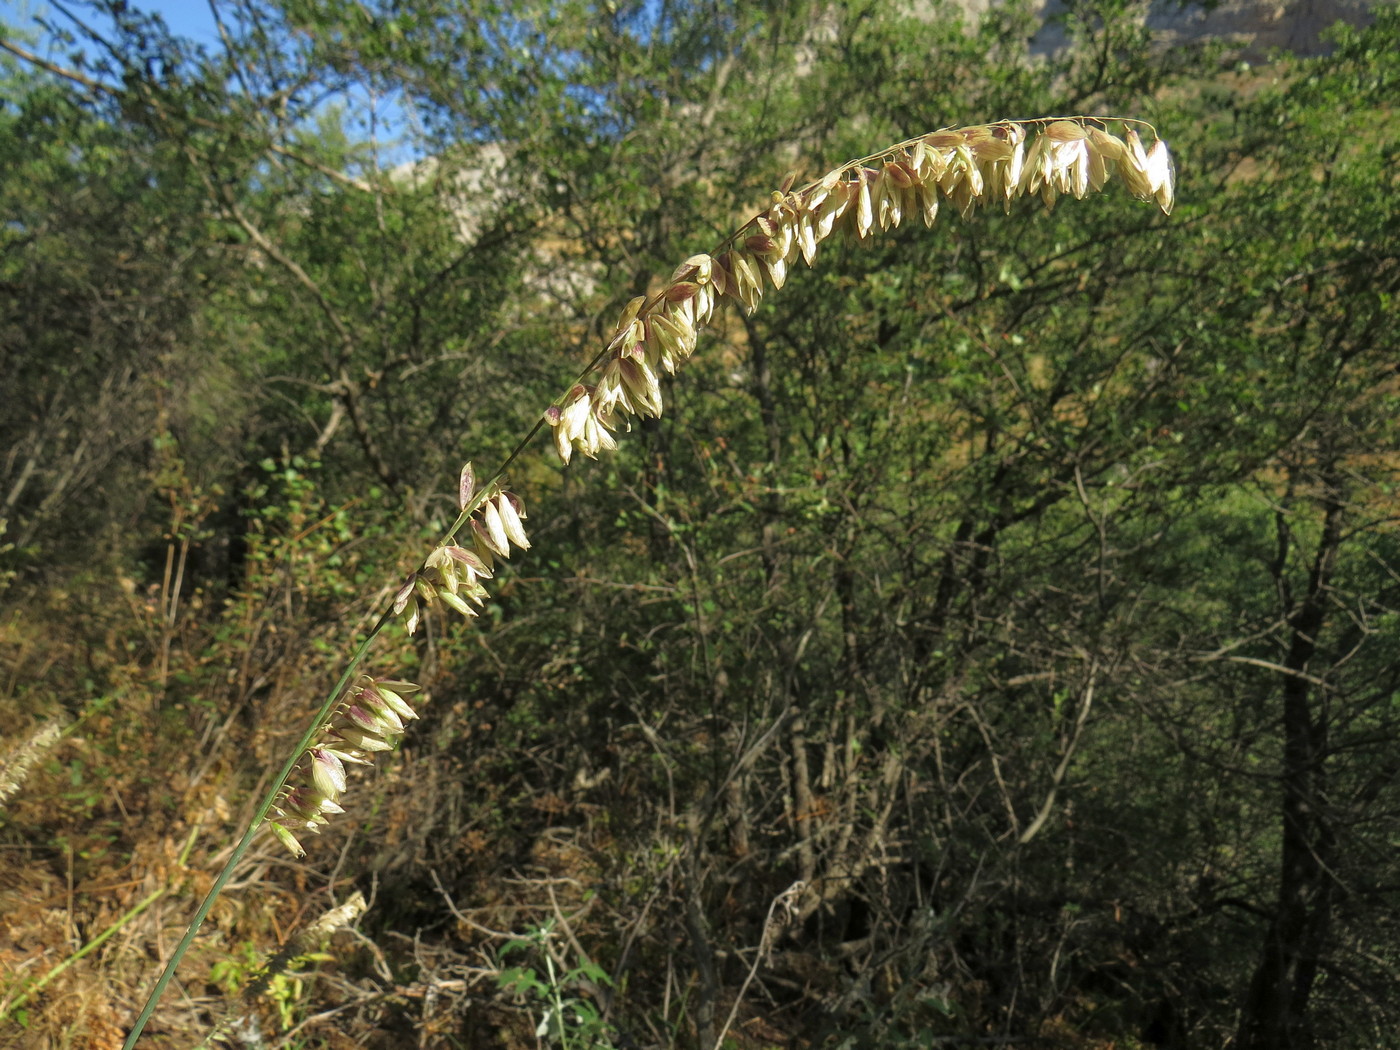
[391,463,531,635]
[547,117,1174,463]
[267,676,423,858]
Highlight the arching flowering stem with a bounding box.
[264,115,1173,856]
[123,114,1175,1049]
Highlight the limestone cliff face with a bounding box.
[1137,0,1375,54]
[949,0,1379,57]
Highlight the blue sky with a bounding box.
[2,0,419,164]
[1,0,223,49]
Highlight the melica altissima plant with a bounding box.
[124,114,1174,1046]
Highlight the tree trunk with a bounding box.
[1235,486,1343,1050]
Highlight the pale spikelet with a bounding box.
[0,719,65,810]
[495,492,530,549]
[1145,138,1175,214]
[391,479,529,636]
[544,117,1174,464]
[267,677,424,857]
[854,168,876,238]
[480,498,510,557]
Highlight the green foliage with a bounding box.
[2,1,1399,1048]
[497,923,618,1050]
[210,941,334,1031]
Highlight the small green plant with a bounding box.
[210,941,333,1032]
[203,894,366,1044]
[497,922,617,1050]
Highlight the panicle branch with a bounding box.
[547,116,1174,463]
[0,720,66,811]
[265,473,532,856]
